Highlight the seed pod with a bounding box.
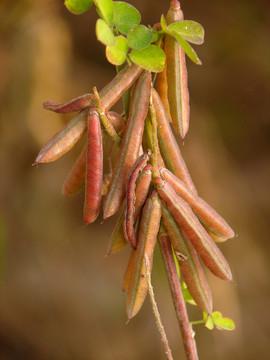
[103,71,152,219]
[83,110,103,224]
[43,94,92,113]
[124,152,151,249]
[161,205,213,313]
[159,232,199,360]
[160,168,235,242]
[123,249,136,293]
[107,166,152,256]
[126,191,161,319]
[34,111,87,165]
[62,145,86,196]
[151,89,196,194]
[164,0,190,139]
[44,65,142,114]
[99,64,142,110]
[156,179,232,281]
[155,63,171,122]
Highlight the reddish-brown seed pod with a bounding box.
[156,179,232,281]
[103,71,152,219]
[151,88,196,194]
[62,145,86,196]
[43,65,142,114]
[43,94,92,113]
[99,64,142,110]
[124,152,151,248]
[155,64,172,122]
[106,165,152,256]
[83,109,103,224]
[161,205,213,314]
[164,0,190,139]
[34,111,87,165]
[160,168,235,241]
[159,232,199,360]
[126,191,161,319]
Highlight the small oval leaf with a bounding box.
[112,1,141,35]
[168,20,205,45]
[64,0,93,15]
[94,0,113,24]
[169,30,202,65]
[127,25,153,50]
[129,45,165,73]
[96,18,115,46]
[106,35,128,66]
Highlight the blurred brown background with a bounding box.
[0,0,269,359]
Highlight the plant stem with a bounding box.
[159,234,199,360]
[144,255,174,360]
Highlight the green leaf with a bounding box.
[169,30,202,65]
[168,20,205,45]
[129,45,165,72]
[211,311,236,331]
[96,18,115,46]
[127,25,153,50]
[205,316,214,330]
[106,35,128,65]
[181,282,196,306]
[112,1,141,35]
[64,0,93,15]
[94,0,113,24]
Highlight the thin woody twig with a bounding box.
[144,255,174,360]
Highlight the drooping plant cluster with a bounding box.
[34,1,235,359]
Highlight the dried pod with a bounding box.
[160,168,235,241]
[62,145,86,196]
[34,111,87,164]
[124,152,151,249]
[155,64,171,122]
[126,191,161,319]
[164,0,190,138]
[43,94,92,113]
[103,71,152,219]
[161,205,213,313]
[156,179,232,281]
[99,64,142,110]
[107,165,152,256]
[83,110,103,224]
[151,89,196,194]
[159,232,199,360]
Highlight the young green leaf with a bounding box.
[127,25,153,50]
[64,0,93,15]
[94,0,113,24]
[181,282,196,306]
[168,20,205,45]
[160,14,167,31]
[169,30,202,65]
[129,45,165,73]
[96,18,115,46]
[211,311,236,331]
[112,1,141,35]
[106,35,128,65]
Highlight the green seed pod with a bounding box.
[103,71,152,219]
[151,88,196,194]
[164,0,190,139]
[126,191,161,319]
[62,145,86,196]
[156,179,232,281]
[34,111,87,164]
[160,168,235,242]
[161,205,213,313]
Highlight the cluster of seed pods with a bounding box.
[35,1,234,359]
